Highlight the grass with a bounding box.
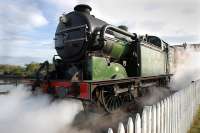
[188,107,200,133]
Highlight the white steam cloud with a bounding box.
[170,48,200,90]
[0,85,83,133]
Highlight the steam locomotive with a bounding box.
[32,4,174,112]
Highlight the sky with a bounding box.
[0,0,199,65]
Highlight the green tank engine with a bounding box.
[33,4,173,113]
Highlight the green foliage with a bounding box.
[0,65,24,76]
[25,62,40,77]
[0,62,43,78]
[10,67,25,76]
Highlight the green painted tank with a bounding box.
[102,38,130,60]
[87,56,127,80]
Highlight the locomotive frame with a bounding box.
[34,72,171,113]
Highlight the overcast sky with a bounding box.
[0,0,199,65]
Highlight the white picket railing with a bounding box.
[108,80,200,133]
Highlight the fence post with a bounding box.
[160,100,164,133]
[118,123,125,133]
[163,99,167,133]
[142,107,148,133]
[152,105,156,133]
[184,88,187,133]
[167,97,171,133]
[135,113,141,133]
[172,95,175,133]
[147,106,152,133]
[177,93,180,133]
[156,102,161,133]
[127,117,134,133]
[108,128,114,133]
[175,93,178,133]
[173,94,176,133]
[181,89,185,133]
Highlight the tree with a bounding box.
[25,62,40,77]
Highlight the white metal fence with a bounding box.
[108,80,200,133]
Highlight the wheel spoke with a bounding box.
[108,97,114,111]
[106,96,112,107]
[112,97,115,110]
[99,87,133,113]
[116,97,119,108]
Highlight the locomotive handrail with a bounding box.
[99,24,137,46]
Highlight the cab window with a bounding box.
[147,36,162,48]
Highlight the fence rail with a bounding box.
[108,80,200,133]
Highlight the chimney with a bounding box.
[74,4,92,14]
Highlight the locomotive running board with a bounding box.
[88,74,173,86]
